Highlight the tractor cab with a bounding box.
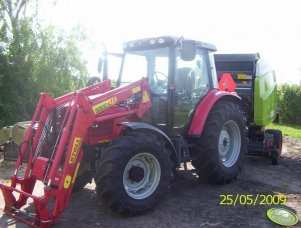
[115,36,218,135]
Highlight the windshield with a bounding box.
[119,47,169,93]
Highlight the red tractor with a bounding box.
[0,36,247,227]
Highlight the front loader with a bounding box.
[0,78,151,226]
[0,36,247,227]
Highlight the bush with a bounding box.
[278,84,301,125]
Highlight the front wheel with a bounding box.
[192,101,247,184]
[95,131,172,216]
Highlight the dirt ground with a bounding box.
[0,136,300,228]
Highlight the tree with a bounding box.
[0,0,88,127]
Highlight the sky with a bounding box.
[40,0,301,84]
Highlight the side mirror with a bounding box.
[98,54,108,81]
[180,39,196,61]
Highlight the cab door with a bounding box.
[173,49,210,132]
[146,53,170,132]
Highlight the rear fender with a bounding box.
[188,89,241,136]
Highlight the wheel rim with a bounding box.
[218,120,241,167]
[123,153,161,200]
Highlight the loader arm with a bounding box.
[0,78,151,227]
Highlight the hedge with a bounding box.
[278,84,301,125]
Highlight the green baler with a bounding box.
[253,60,277,126]
[214,54,282,164]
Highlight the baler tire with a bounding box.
[271,151,279,165]
[95,131,172,216]
[266,129,283,165]
[192,101,247,184]
[73,164,93,192]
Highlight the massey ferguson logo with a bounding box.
[69,137,82,164]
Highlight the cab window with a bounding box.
[174,49,209,127]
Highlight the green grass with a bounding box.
[267,123,301,140]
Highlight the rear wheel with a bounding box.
[95,131,172,215]
[192,101,247,184]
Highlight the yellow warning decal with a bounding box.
[142,91,150,103]
[69,137,82,164]
[237,74,251,80]
[64,175,72,189]
[132,86,141,94]
[92,96,118,114]
[72,162,81,184]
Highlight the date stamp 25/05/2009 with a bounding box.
[219,194,287,206]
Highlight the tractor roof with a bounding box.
[123,36,217,52]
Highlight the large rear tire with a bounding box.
[192,101,247,184]
[95,131,172,216]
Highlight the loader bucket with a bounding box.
[0,176,55,228]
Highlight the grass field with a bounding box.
[267,123,301,140]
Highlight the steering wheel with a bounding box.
[154,71,168,81]
[152,71,168,94]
